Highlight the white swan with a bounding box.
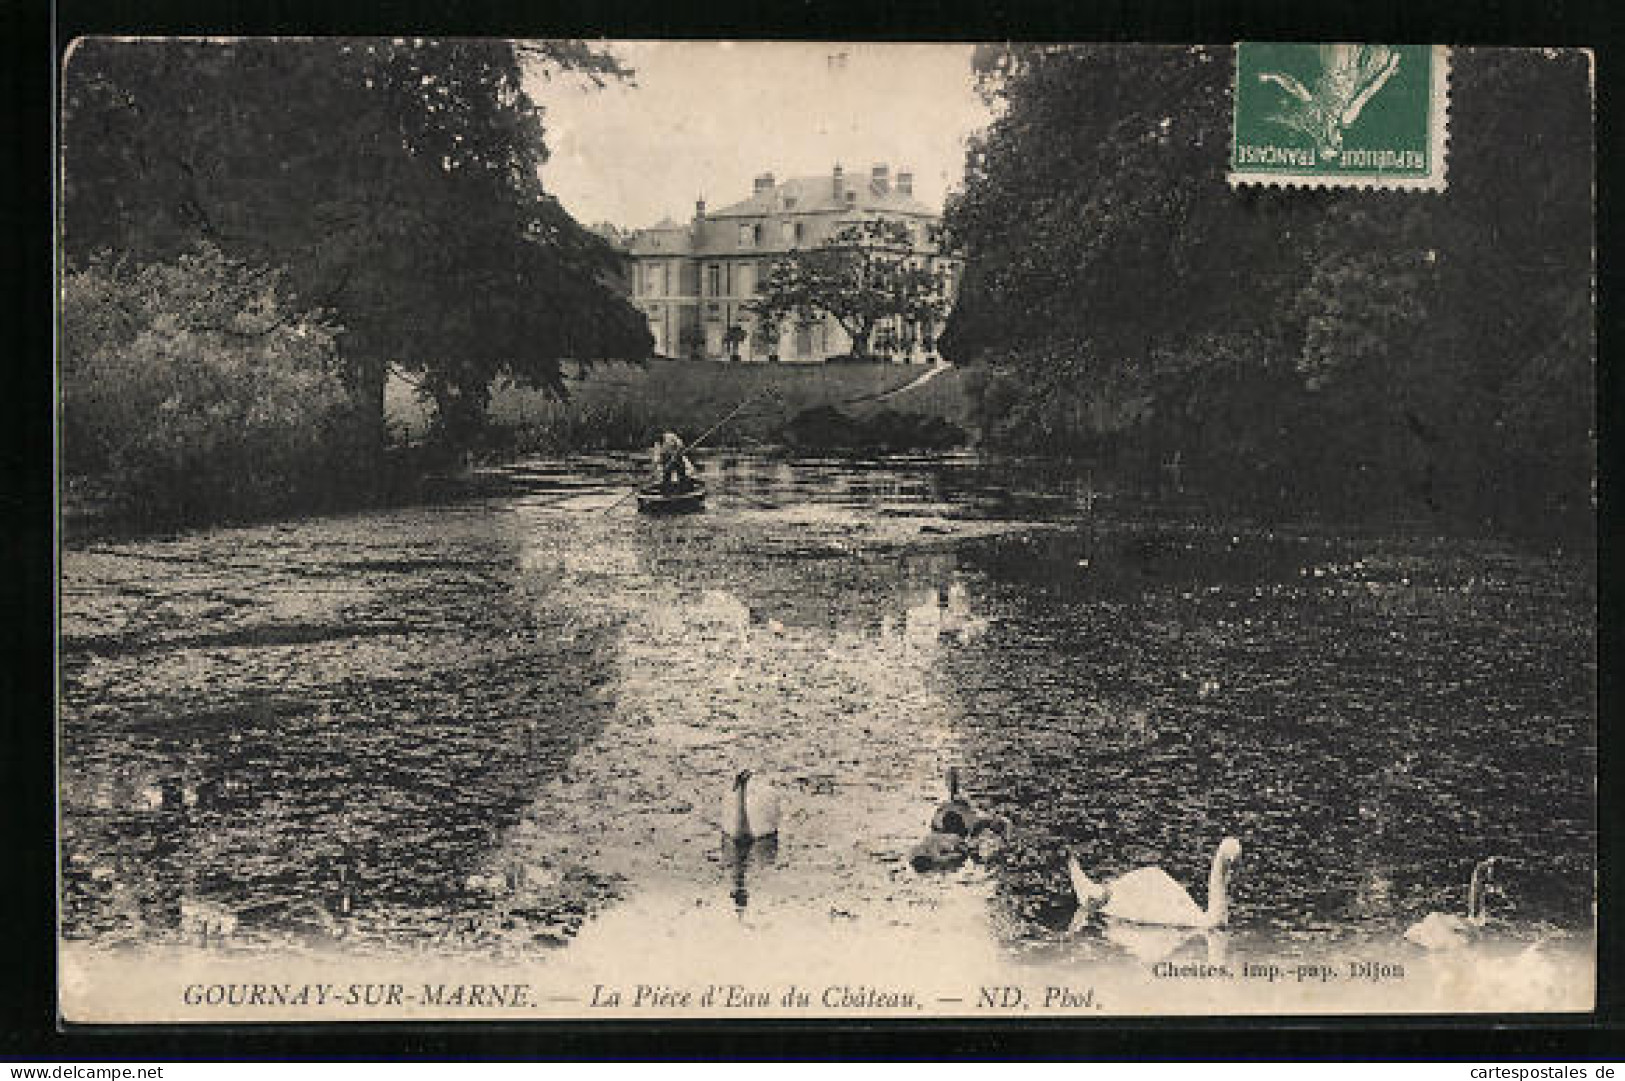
[1069,837,1242,929]
[721,769,780,842]
[1404,857,1498,950]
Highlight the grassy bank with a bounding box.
[66,359,976,542]
[845,364,977,430]
[387,358,975,454]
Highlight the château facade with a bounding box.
[622,164,959,364]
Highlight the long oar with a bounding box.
[600,388,782,513]
[685,388,778,454]
[600,482,646,515]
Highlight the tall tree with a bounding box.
[749,220,952,360]
[942,44,1593,530]
[61,38,651,452]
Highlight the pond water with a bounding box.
[58,453,1597,1016]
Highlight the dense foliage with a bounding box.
[750,220,953,360]
[942,46,1593,534]
[61,245,362,522]
[62,38,651,456]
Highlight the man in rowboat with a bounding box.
[652,431,698,493]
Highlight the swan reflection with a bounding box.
[724,836,779,915]
[1104,923,1231,964]
[1067,904,1232,964]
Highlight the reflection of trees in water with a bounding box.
[65,454,1594,971]
[479,528,1007,959]
[941,520,1598,951]
[59,519,629,950]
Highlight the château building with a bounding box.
[622,163,959,363]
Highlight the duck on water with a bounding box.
[910,768,1012,872]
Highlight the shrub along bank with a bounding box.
[393,358,972,456]
[61,246,376,531]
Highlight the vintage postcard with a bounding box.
[57,39,1595,1023]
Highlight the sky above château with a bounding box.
[524,41,995,230]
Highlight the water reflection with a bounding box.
[60,506,626,953]
[58,451,1595,1010]
[468,501,989,964]
[1086,922,1231,966]
[724,837,779,915]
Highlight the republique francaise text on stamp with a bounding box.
[1230,43,1449,191]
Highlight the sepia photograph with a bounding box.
[55,38,1596,1023]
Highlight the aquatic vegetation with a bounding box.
[58,454,1595,969]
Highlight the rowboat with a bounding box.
[636,480,707,514]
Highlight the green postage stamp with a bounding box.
[1230,43,1449,190]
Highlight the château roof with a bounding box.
[708,175,936,219]
[622,170,943,257]
[626,219,692,255]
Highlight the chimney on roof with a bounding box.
[754,172,776,194]
[871,163,890,193]
[695,198,706,220]
[832,163,844,200]
[896,170,913,196]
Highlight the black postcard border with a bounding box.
[7,0,1622,1061]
